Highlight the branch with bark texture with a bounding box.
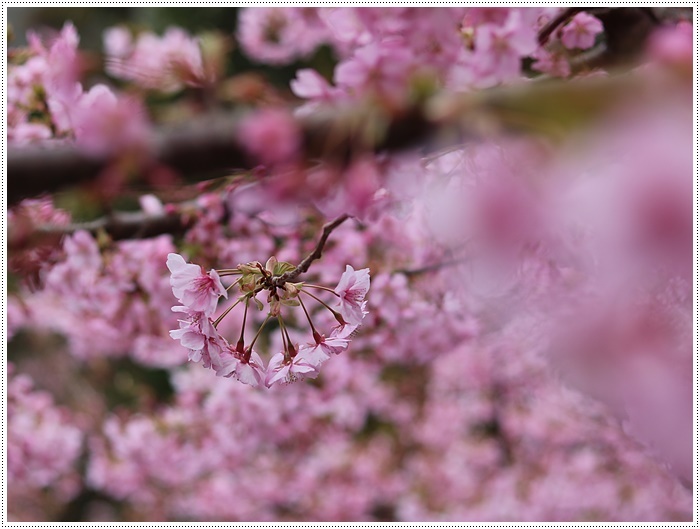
[273,214,350,286]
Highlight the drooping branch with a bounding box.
[273,214,350,286]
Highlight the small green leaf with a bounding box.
[273,261,296,276]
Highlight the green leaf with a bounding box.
[273,261,296,276]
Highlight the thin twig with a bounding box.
[7,202,202,253]
[274,214,350,286]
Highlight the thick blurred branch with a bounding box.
[8,107,434,206]
[8,115,251,206]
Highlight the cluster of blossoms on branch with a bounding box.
[167,251,369,388]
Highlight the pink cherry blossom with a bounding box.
[291,69,332,100]
[104,26,209,92]
[169,307,218,361]
[71,84,150,157]
[560,12,604,50]
[238,108,301,166]
[238,8,329,65]
[265,351,318,387]
[294,343,331,369]
[8,123,53,145]
[334,37,415,101]
[215,349,266,387]
[318,333,350,355]
[470,11,537,86]
[166,253,227,316]
[647,21,693,68]
[334,265,370,326]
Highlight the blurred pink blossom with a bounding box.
[560,12,604,50]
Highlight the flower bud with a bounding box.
[265,256,278,275]
[283,282,300,297]
[240,274,257,292]
[238,262,262,274]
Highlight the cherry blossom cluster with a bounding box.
[8,23,152,154]
[167,252,369,387]
[236,7,606,111]
[18,227,185,367]
[8,364,83,520]
[104,26,213,92]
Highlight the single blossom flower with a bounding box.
[215,349,266,388]
[265,351,318,388]
[316,332,351,356]
[71,84,150,157]
[560,12,604,50]
[166,253,227,316]
[334,265,370,326]
[331,323,358,340]
[169,306,218,361]
[296,344,330,369]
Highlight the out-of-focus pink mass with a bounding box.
[6,6,693,523]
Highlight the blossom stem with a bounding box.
[248,314,272,350]
[277,315,296,358]
[278,316,289,360]
[301,289,337,315]
[226,278,242,292]
[237,297,249,350]
[213,297,242,328]
[298,296,319,337]
[304,284,340,297]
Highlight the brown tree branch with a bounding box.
[8,202,200,253]
[273,214,350,286]
[396,257,466,277]
[8,114,250,206]
[8,106,434,207]
[46,209,190,240]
